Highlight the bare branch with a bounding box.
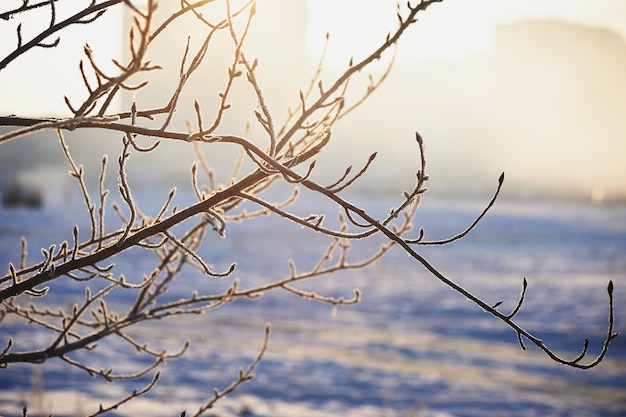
[0,0,121,71]
[0,1,618,415]
[87,372,161,417]
[190,324,271,417]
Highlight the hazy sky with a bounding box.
[307,0,626,63]
[3,0,626,115]
[309,1,626,201]
[1,1,624,201]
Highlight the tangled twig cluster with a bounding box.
[0,1,618,415]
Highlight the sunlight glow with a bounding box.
[306,0,626,65]
[1,1,624,200]
[306,0,494,65]
[0,5,123,116]
[591,187,606,205]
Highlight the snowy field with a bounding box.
[1,188,625,417]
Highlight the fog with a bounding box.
[1,1,625,202]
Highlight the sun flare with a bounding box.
[306,0,494,65]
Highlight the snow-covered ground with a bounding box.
[1,188,625,417]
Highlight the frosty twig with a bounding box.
[0,0,618,415]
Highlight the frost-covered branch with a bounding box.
[0,0,618,415]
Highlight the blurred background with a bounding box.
[1,0,625,204]
[1,2,625,416]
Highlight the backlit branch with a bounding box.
[0,1,619,416]
[0,0,120,71]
